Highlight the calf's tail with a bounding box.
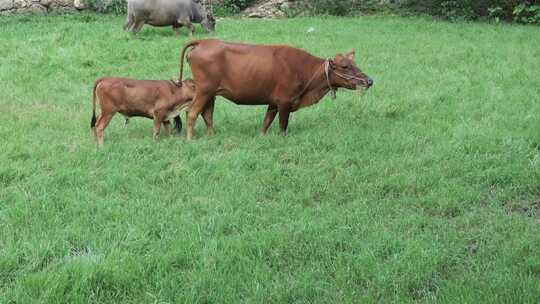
[178,40,201,82]
[91,78,102,128]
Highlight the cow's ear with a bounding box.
[346,50,355,60]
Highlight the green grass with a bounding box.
[1,13,540,303]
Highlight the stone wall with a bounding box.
[243,0,292,18]
[0,0,397,17]
[0,0,212,15]
[0,0,85,15]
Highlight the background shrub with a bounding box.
[280,0,381,17]
[86,0,127,15]
[283,0,540,24]
[217,0,258,13]
[83,0,540,24]
[393,0,539,23]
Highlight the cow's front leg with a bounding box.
[172,23,182,35]
[153,118,162,139]
[278,106,291,135]
[262,105,278,134]
[187,22,194,37]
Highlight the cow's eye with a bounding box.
[342,65,349,69]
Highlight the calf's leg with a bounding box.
[174,116,182,133]
[163,121,172,136]
[262,105,278,134]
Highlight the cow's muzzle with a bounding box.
[367,77,374,87]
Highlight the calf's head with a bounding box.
[180,79,197,100]
[329,51,373,90]
[201,12,216,33]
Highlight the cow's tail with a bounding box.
[91,78,103,128]
[178,40,201,83]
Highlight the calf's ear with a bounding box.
[346,50,355,60]
[171,77,182,87]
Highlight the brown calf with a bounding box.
[178,39,373,139]
[90,77,196,146]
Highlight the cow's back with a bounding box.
[129,0,192,25]
[188,40,319,105]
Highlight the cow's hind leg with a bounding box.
[123,13,135,31]
[278,106,291,135]
[95,112,114,147]
[187,93,213,140]
[131,19,145,36]
[201,97,215,135]
[262,105,278,134]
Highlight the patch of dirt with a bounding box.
[466,240,478,254]
[506,200,540,218]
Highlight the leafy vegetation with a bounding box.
[512,2,540,24]
[1,14,540,303]
[77,0,540,24]
[285,0,384,16]
[403,0,540,24]
[269,0,540,24]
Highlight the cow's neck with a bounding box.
[295,58,332,110]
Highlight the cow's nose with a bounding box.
[367,78,374,87]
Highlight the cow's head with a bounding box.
[329,51,373,90]
[202,12,216,33]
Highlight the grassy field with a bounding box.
[1,13,540,303]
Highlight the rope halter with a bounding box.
[324,59,336,100]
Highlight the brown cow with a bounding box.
[90,77,196,146]
[178,39,373,139]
